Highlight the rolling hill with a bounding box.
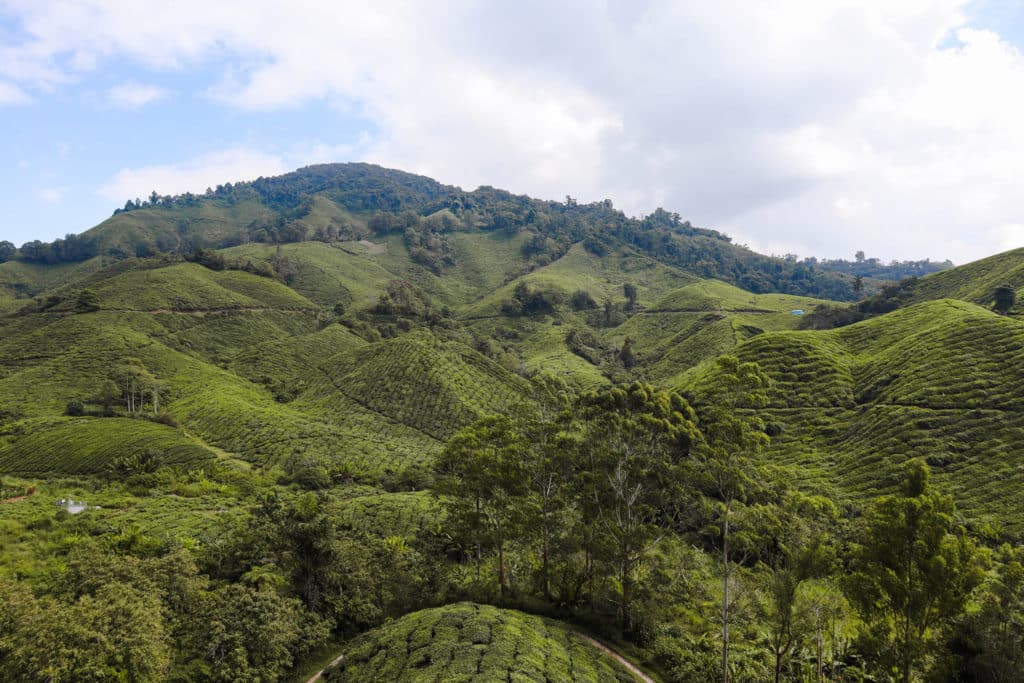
[320,602,638,682]
[1,162,1022,683]
[0,162,1018,532]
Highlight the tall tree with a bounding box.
[762,494,836,683]
[849,459,985,683]
[690,355,770,683]
[435,415,525,595]
[962,544,1024,681]
[514,375,574,600]
[577,383,700,636]
[623,282,638,313]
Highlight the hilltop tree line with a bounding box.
[0,164,950,301]
[812,250,952,281]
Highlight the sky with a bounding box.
[2,0,1024,264]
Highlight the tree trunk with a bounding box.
[498,541,506,596]
[722,502,730,683]
[621,558,632,637]
[816,620,824,683]
[903,617,912,683]
[541,528,550,600]
[475,496,482,581]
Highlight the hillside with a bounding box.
[681,298,1024,530]
[4,163,869,301]
[320,603,637,682]
[902,246,1024,311]
[0,164,1017,525]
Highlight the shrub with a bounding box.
[570,289,598,311]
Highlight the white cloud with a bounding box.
[997,223,1024,252]
[7,0,1024,261]
[98,148,287,203]
[0,81,31,105]
[106,82,168,108]
[37,187,63,203]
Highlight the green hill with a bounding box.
[681,299,1024,531]
[0,417,213,475]
[0,164,1019,532]
[323,602,637,682]
[904,246,1024,312]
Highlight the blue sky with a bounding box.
[2,47,376,244]
[2,1,1024,264]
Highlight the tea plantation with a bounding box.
[321,603,637,682]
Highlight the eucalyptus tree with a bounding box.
[689,354,771,683]
[435,415,525,595]
[576,382,700,637]
[849,459,985,683]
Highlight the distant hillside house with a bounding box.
[790,309,804,315]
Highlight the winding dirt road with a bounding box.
[575,633,657,683]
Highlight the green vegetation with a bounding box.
[324,603,636,682]
[0,417,212,475]
[2,163,1024,682]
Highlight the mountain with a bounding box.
[0,162,1017,682]
[3,163,885,300]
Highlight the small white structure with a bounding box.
[56,498,89,514]
[790,309,804,316]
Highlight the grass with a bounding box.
[325,602,637,682]
[223,241,399,309]
[0,473,251,580]
[89,262,317,311]
[613,279,832,383]
[0,257,107,300]
[459,242,696,319]
[83,198,269,257]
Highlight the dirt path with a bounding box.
[181,429,252,469]
[575,633,656,683]
[0,494,29,504]
[304,653,344,683]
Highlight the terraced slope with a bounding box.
[0,257,107,301]
[616,279,830,382]
[682,299,1024,532]
[461,243,696,319]
[0,272,445,476]
[332,491,439,540]
[88,262,318,311]
[905,246,1024,311]
[223,241,399,309]
[0,417,213,475]
[323,602,637,682]
[315,330,532,440]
